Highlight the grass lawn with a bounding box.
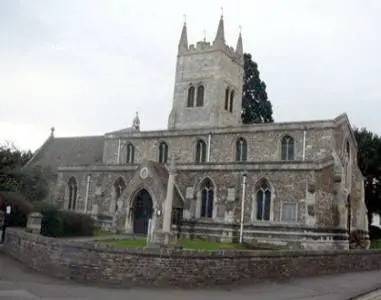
[104,237,247,251]
[370,239,381,249]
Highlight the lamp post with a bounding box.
[239,172,247,244]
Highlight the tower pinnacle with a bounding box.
[178,21,188,53]
[213,14,225,49]
[236,26,243,57]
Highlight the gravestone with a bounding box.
[26,212,43,234]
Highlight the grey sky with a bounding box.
[1,0,380,151]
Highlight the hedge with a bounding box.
[40,205,95,237]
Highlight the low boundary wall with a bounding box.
[2,228,381,288]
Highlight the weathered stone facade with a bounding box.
[26,16,369,250]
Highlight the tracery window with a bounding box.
[281,135,295,161]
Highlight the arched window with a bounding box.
[187,86,195,107]
[114,177,126,211]
[158,142,168,164]
[127,143,135,164]
[224,87,229,110]
[195,139,207,163]
[346,140,350,158]
[200,178,214,218]
[256,179,271,221]
[196,85,204,107]
[68,177,77,210]
[236,137,247,162]
[229,90,234,112]
[281,135,295,161]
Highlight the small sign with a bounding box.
[6,205,11,215]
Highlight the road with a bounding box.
[1,252,381,300]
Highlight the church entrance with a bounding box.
[132,189,153,235]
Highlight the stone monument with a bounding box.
[147,155,178,247]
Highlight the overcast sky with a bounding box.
[1,0,380,151]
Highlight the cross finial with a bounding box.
[183,14,187,24]
[220,6,223,17]
[203,29,206,41]
[239,25,242,34]
[50,126,55,137]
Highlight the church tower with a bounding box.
[168,15,244,130]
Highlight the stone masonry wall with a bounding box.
[103,125,335,165]
[2,228,381,288]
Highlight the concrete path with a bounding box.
[1,253,381,300]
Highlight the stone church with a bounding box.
[27,16,369,250]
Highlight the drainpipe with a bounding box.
[207,132,212,162]
[117,139,121,164]
[302,129,307,161]
[239,172,247,244]
[84,175,91,213]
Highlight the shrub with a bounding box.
[0,191,34,227]
[60,211,95,237]
[40,205,95,237]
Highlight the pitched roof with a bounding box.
[26,135,104,171]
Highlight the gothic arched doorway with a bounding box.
[132,189,153,235]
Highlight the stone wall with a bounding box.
[102,123,335,165]
[2,228,381,288]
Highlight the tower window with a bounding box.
[158,142,168,163]
[195,139,207,163]
[229,90,234,112]
[224,88,229,110]
[187,86,195,107]
[196,85,204,106]
[127,143,135,164]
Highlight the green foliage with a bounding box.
[241,53,274,124]
[0,191,34,227]
[40,204,95,237]
[0,143,49,203]
[354,128,381,215]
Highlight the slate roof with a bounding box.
[105,126,137,136]
[26,135,104,171]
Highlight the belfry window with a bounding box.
[229,90,234,112]
[236,137,247,162]
[187,86,195,107]
[158,142,168,164]
[224,88,229,110]
[68,177,77,210]
[195,139,207,163]
[281,135,295,161]
[196,85,204,106]
[126,143,135,164]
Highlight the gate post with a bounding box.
[0,211,5,243]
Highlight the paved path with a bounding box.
[1,253,381,300]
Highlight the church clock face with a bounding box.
[140,167,149,179]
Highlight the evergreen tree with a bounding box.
[0,143,49,203]
[354,128,381,216]
[241,53,273,124]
